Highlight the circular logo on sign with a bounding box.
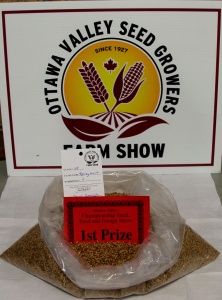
[61,39,166,141]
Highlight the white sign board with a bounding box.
[0,1,222,175]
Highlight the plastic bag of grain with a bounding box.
[38,170,185,289]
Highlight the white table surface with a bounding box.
[0,174,222,300]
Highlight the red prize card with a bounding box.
[64,196,150,243]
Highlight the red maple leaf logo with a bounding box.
[104,59,117,73]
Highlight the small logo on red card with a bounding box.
[64,195,150,243]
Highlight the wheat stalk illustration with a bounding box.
[77,61,145,128]
[79,61,110,112]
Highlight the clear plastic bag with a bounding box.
[38,170,185,290]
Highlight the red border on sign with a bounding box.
[64,195,150,243]
[1,8,221,169]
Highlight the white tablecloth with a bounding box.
[0,174,222,300]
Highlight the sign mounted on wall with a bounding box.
[0,1,222,175]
